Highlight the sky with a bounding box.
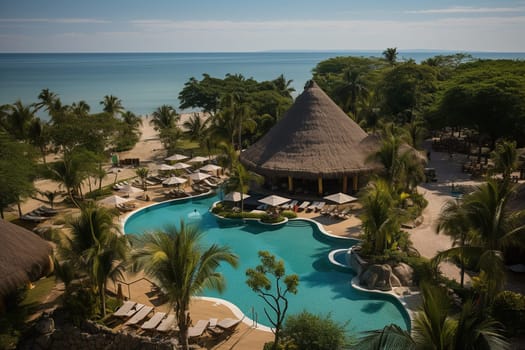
[0,0,524,52]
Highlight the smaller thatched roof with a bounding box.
[0,220,53,298]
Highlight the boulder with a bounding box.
[360,264,394,291]
[35,316,55,334]
[392,262,414,286]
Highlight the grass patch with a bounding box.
[20,277,56,309]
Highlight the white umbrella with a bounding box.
[172,162,192,170]
[162,176,187,186]
[199,164,222,172]
[259,195,290,207]
[188,172,211,182]
[158,163,176,171]
[323,192,358,204]
[98,195,130,206]
[223,191,250,202]
[165,153,188,161]
[119,184,144,196]
[187,156,208,164]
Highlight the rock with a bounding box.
[393,262,414,286]
[348,248,368,276]
[360,264,394,291]
[35,317,55,334]
[35,333,53,349]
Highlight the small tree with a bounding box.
[246,251,299,350]
[135,167,149,191]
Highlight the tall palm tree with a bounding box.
[132,222,238,350]
[490,140,518,182]
[403,117,427,150]
[382,47,398,65]
[336,69,369,117]
[58,202,129,317]
[70,100,91,117]
[434,179,525,300]
[135,167,149,191]
[100,95,124,117]
[356,283,509,349]
[121,110,143,130]
[272,74,295,98]
[27,117,49,164]
[222,162,259,213]
[150,105,179,131]
[35,88,59,113]
[359,179,401,255]
[5,100,36,140]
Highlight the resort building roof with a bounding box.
[240,81,381,180]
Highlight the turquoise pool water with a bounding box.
[124,194,410,333]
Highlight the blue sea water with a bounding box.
[1,51,524,116]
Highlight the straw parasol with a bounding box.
[0,220,53,303]
[162,176,187,186]
[171,162,192,170]
[98,194,131,206]
[324,192,358,204]
[187,156,208,164]
[240,81,381,179]
[199,164,222,172]
[119,184,144,197]
[188,172,211,182]
[165,153,188,162]
[223,191,251,202]
[259,195,290,207]
[158,163,176,171]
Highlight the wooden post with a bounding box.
[352,175,358,191]
[288,176,293,192]
[317,176,323,196]
[342,175,348,193]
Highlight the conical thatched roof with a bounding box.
[240,81,380,179]
[0,220,53,298]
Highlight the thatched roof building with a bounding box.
[0,220,53,310]
[240,81,381,195]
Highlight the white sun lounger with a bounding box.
[125,305,153,325]
[141,312,166,330]
[217,317,243,330]
[315,201,326,211]
[113,300,137,317]
[298,201,310,210]
[188,319,210,338]
[284,200,298,210]
[156,314,177,332]
[306,201,319,212]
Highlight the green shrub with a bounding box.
[281,311,351,350]
[492,291,525,336]
[63,286,98,325]
[404,256,435,283]
[281,210,297,219]
[261,213,286,223]
[85,187,113,200]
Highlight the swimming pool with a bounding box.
[124,194,410,333]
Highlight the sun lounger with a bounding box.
[315,201,325,212]
[217,317,243,330]
[141,312,166,330]
[320,205,335,215]
[298,201,310,211]
[188,319,210,338]
[306,201,319,212]
[283,200,298,210]
[21,214,48,222]
[125,305,153,325]
[156,314,177,332]
[337,207,351,219]
[203,179,218,188]
[113,300,136,317]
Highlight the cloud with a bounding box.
[406,6,525,14]
[0,18,110,24]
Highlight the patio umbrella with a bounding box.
[119,184,144,197]
[188,172,211,182]
[323,192,357,204]
[158,163,176,171]
[98,195,131,206]
[187,156,208,164]
[171,162,192,170]
[259,195,290,207]
[199,164,222,172]
[162,176,187,186]
[165,153,188,162]
[223,191,251,202]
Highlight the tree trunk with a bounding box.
[17,202,22,217]
[1,208,4,219]
[100,284,106,318]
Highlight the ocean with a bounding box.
[1,51,524,116]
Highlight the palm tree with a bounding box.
[491,140,518,182]
[356,283,509,349]
[403,117,427,150]
[27,117,49,163]
[5,100,36,140]
[135,167,149,191]
[336,69,369,117]
[150,105,179,131]
[46,151,85,208]
[58,202,129,317]
[70,100,91,117]
[121,110,143,131]
[382,47,398,65]
[223,162,260,213]
[272,74,295,98]
[434,179,525,301]
[132,222,238,350]
[35,88,59,113]
[359,179,402,255]
[100,95,124,117]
